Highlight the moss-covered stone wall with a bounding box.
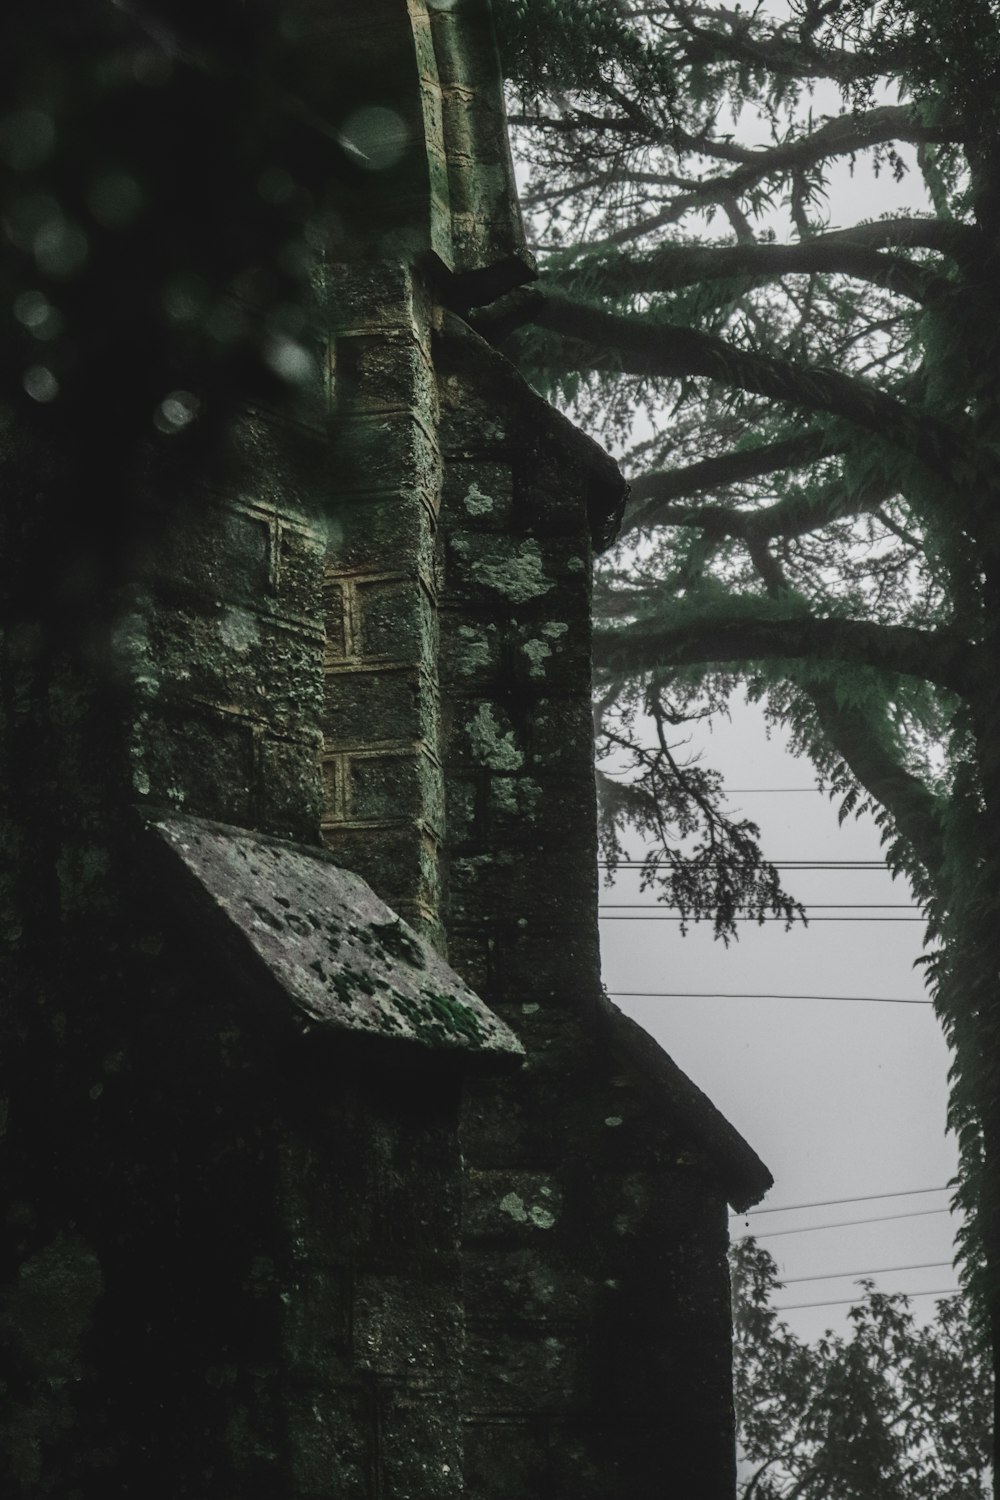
[0,2,770,1495]
[430,321,742,1500]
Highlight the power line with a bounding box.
[608,991,931,1005]
[600,903,917,910]
[736,1185,949,1217]
[598,860,889,869]
[775,1286,959,1311]
[780,1259,951,1286]
[735,1207,952,1240]
[602,906,923,918]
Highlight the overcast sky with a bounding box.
[600,699,960,1343]
[508,41,963,1341]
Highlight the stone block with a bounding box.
[140,499,273,607]
[451,918,601,1006]
[379,1389,464,1500]
[446,853,590,931]
[338,412,440,498]
[440,773,480,847]
[346,747,444,833]
[525,696,595,769]
[324,576,349,660]
[353,1272,462,1383]
[463,1322,587,1416]
[131,704,256,824]
[463,1248,596,1326]
[321,822,439,916]
[287,1388,372,1498]
[323,662,438,746]
[355,576,436,663]
[280,1262,353,1373]
[255,733,324,843]
[464,1421,548,1500]
[437,389,510,460]
[276,520,327,622]
[323,259,423,336]
[223,406,329,507]
[513,448,591,536]
[332,330,435,415]
[325,492,435,577]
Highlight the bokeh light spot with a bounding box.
[88,173,143,229]
[257,167,296,205]
[1,110,56,172]
[161,274,208,323]
[339,106,410,171]
[23,365,59,403]
[33,216,89,278]
[263,336,316,385]
[13,290,51,329]
[153,390,200,434]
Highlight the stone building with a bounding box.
[0,1,771,1496]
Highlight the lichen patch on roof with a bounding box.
[148,813,523,1065]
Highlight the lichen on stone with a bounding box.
[218,606,261,653]
[466,703,523,770]
[521,638,551,678]
[463,481,494,516]
[455,624,494,676]
[466,539,553,603]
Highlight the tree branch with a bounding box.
[627,463,896,541]
[625,429,839,521]
[594,105,958,245]
[593,609,975,694]
[563,235,948,303]
[480,287,964,478]
[670,6,915,85]
[745,542,948,880]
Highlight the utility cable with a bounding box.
[608,990,932,1005]
[598,860,889,869]
[780,1259,951,1285]
[733,1207,952,1240]
[602,906,923,918]
[775,1286,959,1311]
[735,1185,949,1216]
[600,903,918,910]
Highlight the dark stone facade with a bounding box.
[0,2,771,1495]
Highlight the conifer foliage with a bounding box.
[488,0,1000,1463]
[731,1237,992,1499]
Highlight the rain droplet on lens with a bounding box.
[13,290,51,328]
[34,217,88,279]
[88,173,143,229]
[23,365,59,402]
[263,336,315,385]
[1,110,56,172]
[258,167,295,205]
[162,274,208,322]
[338,106,410,172]
[153,390,200,434]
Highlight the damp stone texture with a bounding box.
[0,2,772,1498]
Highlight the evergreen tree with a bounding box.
[486,0,1000,1467]
[731,1236,993,1498]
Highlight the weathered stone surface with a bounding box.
[149,812,523,1065]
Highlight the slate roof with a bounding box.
[597,991,774,1214]
[147,812,524,1069]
